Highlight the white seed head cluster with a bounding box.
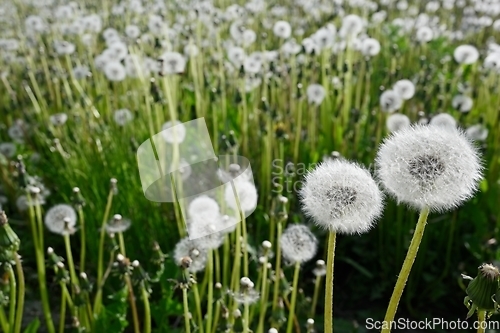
[429,113,457,129]
[300,159,384,234]
[376,125,483,212]
[44,204,77,235]
[379,89,403,113]
[224,180,258,213]
[173,237,208,273]
[279,224,318,264]
[386,113,411,133]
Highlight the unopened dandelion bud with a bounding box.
[132,260,139,267]
[278,196,288,204]
[233,309,242,318]
[180,256,193,269]
[262,240,272,250]
[215,282,222,289]
[30,186,40,195]
[110,178,118,193]
[466,263,500,311]
[240,277,253,289]
[0,211,20,261]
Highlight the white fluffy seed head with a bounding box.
[375,125,483,212]
[380,89,403,113]
[224,180,258,213]
[300,159,384,235]
[188,195,220,220]
[44,204,77,235]
[393,79,415,100]
[386,113,411,133]
[280,224,318,264]
[429,113,457,129]
[454,44,479,64]
[173,237,208,273]
[466,124,489,141]
[452,95,473,113]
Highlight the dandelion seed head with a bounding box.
[113,108,134,126]
[361,38,381,57]
[44,204,77,235]
[188,195,220,221]
[224,180,258,213]
[159,51,186,74]
[376,125,483,212]
[466,124,489,141]
[429,113,457,129]
[300,159,384,234]
[393,79,415,100]
[386,113,411,133]
[451,95,473,113]
[173,237,207,273]
[161,120,186,144]
[104,61,126,81]
[280,224,317,264]
[306,84,326,106]
[273,20,292,39]
[380,89,403,113]
[454,44,479,64]
[416,26,434,42]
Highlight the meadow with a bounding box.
[0,0,500,332]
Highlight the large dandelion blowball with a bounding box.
[280,224,318,264]
[375,125,483,212]
[300,159,384,234]
[453,44,479,65]
[44,204,77,235]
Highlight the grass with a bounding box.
[0,0,499,332]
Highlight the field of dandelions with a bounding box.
[1,0,500,332]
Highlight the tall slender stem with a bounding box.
[7,265,16,331]
[125,275,141,333]
[325,232,337,333]
[256,255,270,333]
[310,274,322,319]
[59,286,67,333]
[78,207,86,272]
[477,310,486,333]
[205,250,214,333]
[13,254,25,333]
[382,207,430,333]
[286,261,301,333]
[182,286,191,333]
[29,196,55,333]
[94,188,114,314]
[64,234,78,287]
[141,285,151,333]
